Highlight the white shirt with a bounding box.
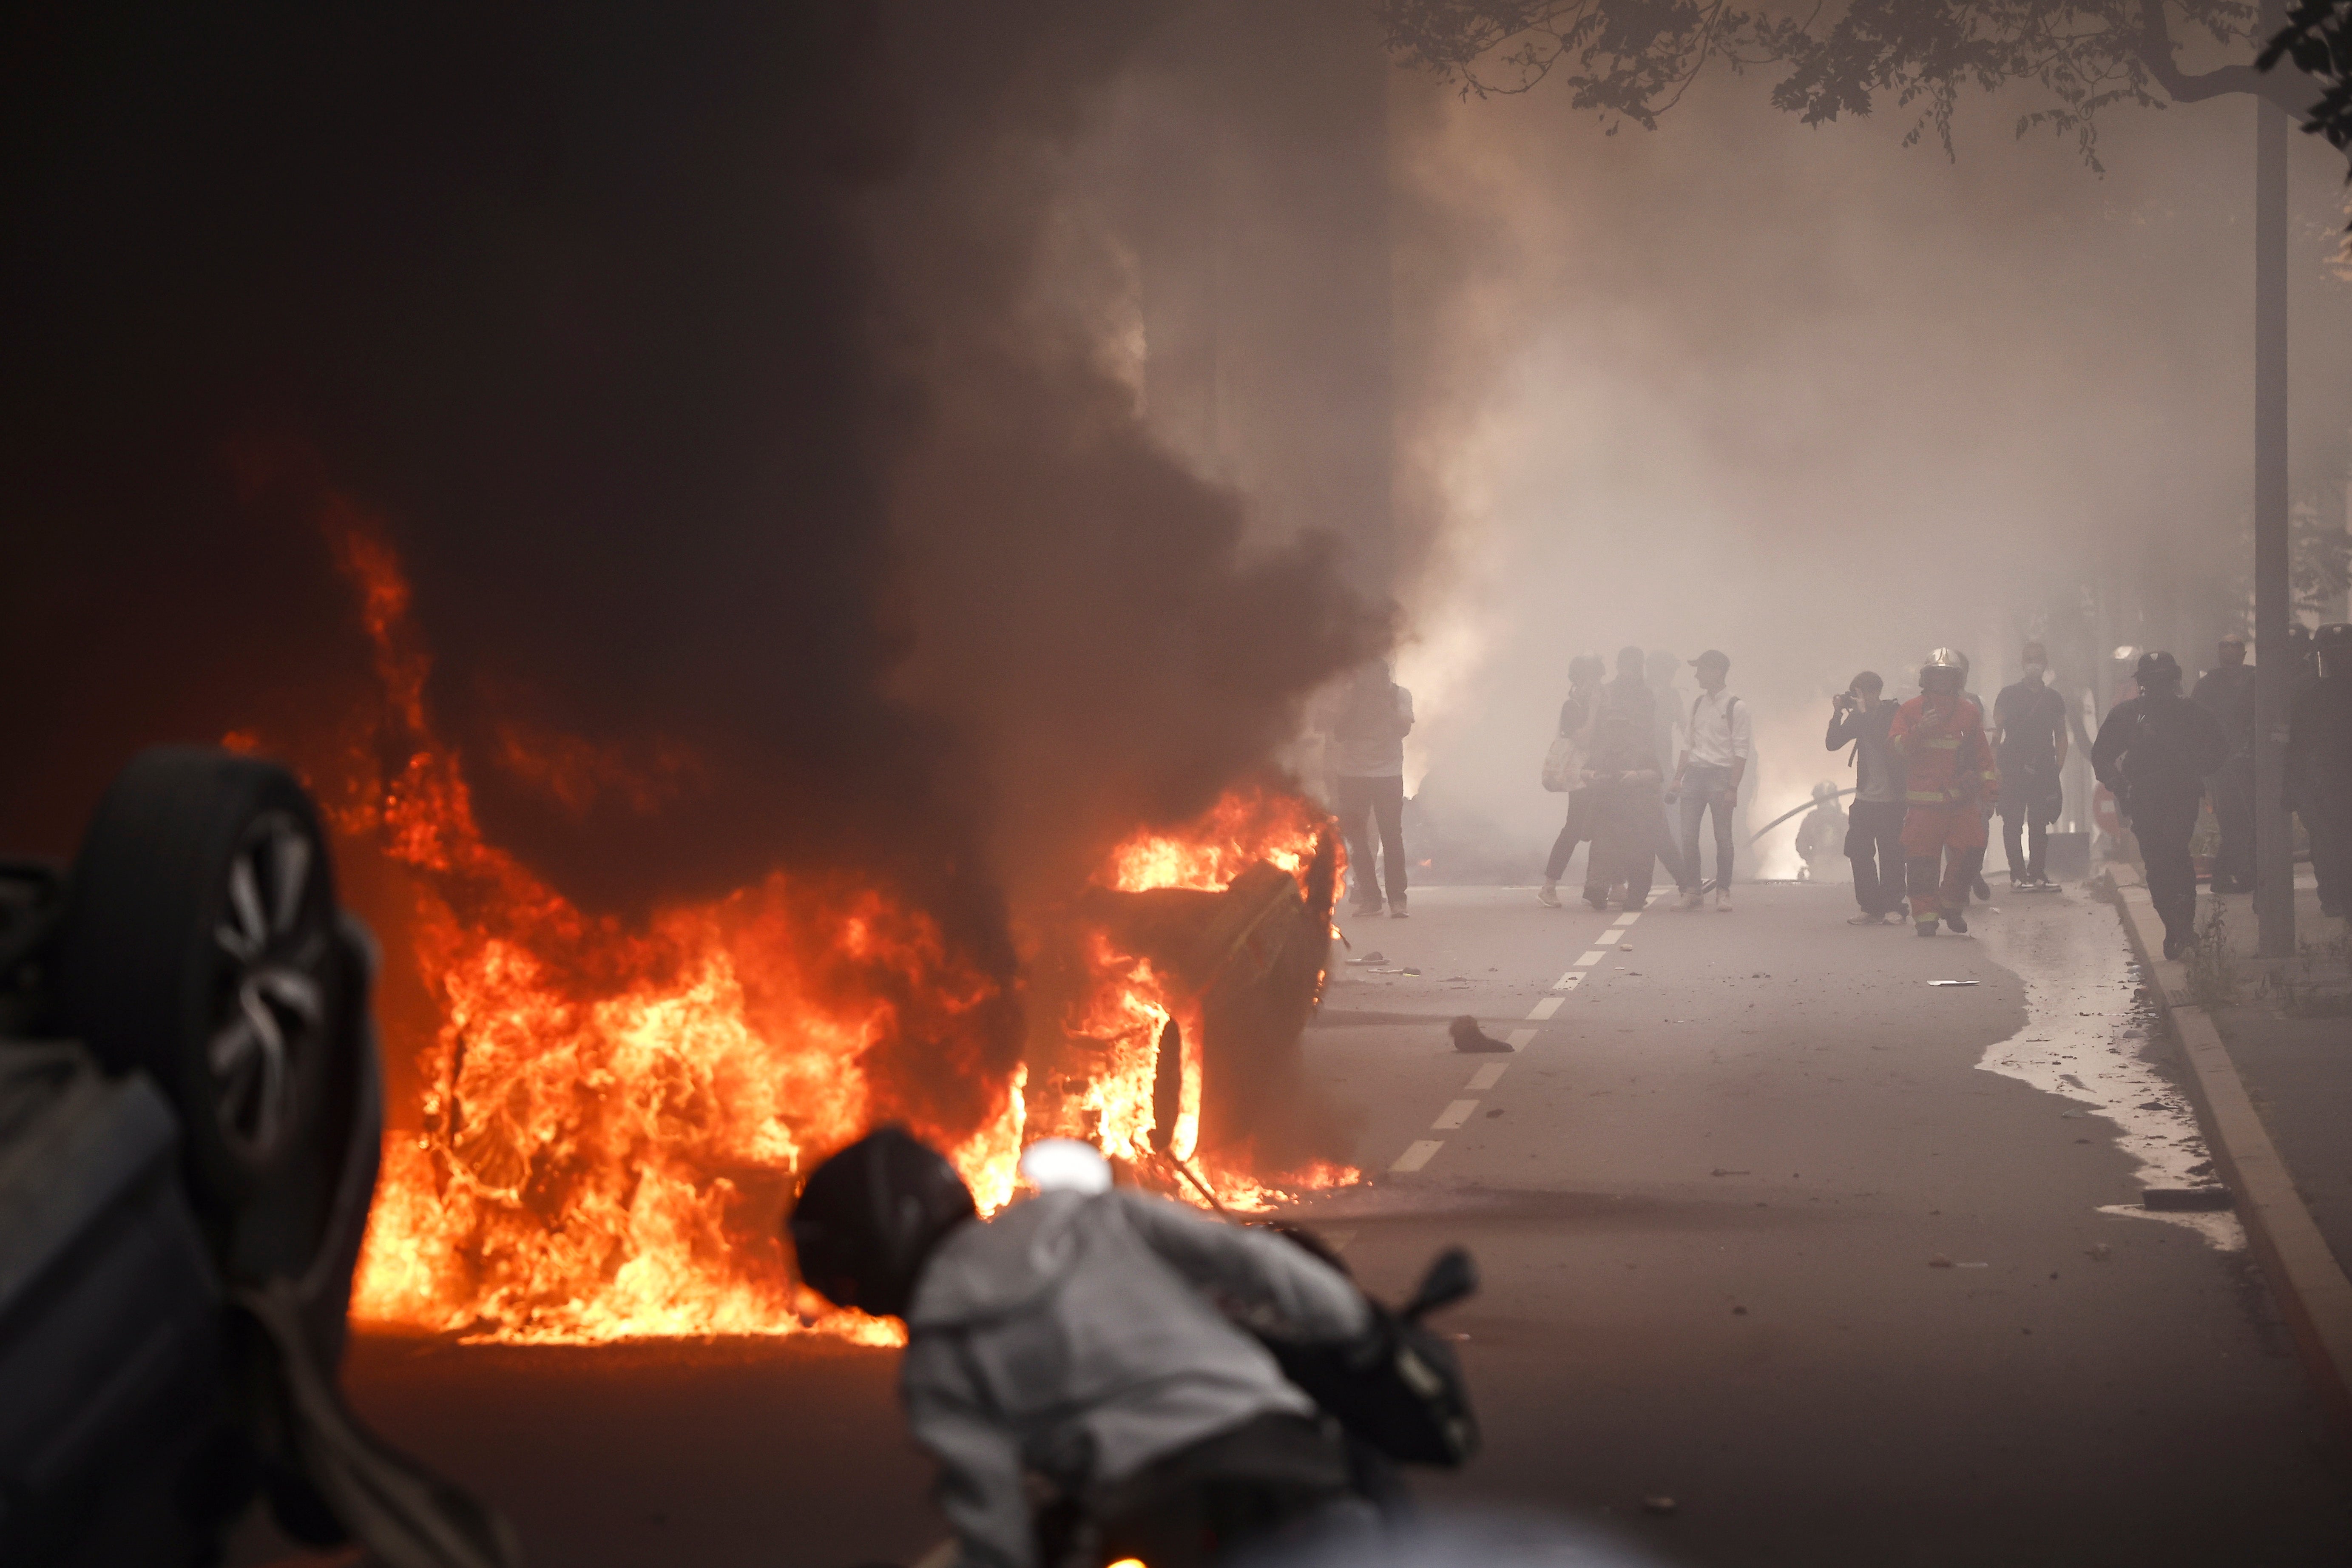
[1325,683,1414,779]
[1684,688,1753,769]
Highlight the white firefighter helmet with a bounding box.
[1920,647,1969,692]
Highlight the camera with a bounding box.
[1833,691,1858,713]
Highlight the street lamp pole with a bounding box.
[2252,0,2296,959]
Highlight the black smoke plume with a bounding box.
[2,4,1383,1143]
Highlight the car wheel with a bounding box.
[51,747,354,1281]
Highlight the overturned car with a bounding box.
[0,748,515,1568]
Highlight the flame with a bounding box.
[307,504,1350,1343]
[1102,787,1329,896]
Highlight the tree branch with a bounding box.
[2136,0,2321,111]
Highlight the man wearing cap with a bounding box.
[2093,651,2229,959]
[1673,649,1751,912]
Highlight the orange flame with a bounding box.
[1102,787,1329,896]
[312,506,1349,1342]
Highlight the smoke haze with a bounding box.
[0,6,1380,952]
[1385,68,2352,875]
[8,2,2350,1102]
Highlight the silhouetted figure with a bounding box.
[1327,660,1415,920]
[1581,683,1665,913]
[1994,639,2070,888]
[2094,651,2228,959]
[1645,648,1693,891]
[1827,670,1905,923]
[2285,624,2352,919]
[1795,782,1847,883]
[1538,653,1607,908]
[2191,633,2256,892]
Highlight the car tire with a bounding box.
[51,747,356,1283]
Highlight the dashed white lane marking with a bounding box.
[1392,917,1621,1175]
[1391,1139,1444,1173]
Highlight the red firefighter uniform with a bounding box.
[1888,692,1998,921]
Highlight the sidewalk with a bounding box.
[2196,878,2352,1278]
[2110,865,2352,1432]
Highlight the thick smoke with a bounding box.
[1,2,1382,1105]
[1383,68,2352,877]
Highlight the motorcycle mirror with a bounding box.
[1402,1246,1477,1323]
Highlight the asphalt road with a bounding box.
[281,882,2351,1568]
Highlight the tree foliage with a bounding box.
[2261,0,2352,158]
[1379,0,2315,168]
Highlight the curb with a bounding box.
[2109,881,2352,1438]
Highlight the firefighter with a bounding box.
[2092,651,2229,958]
[787,1129,1376,1568]
[2285,624,2352,919]
[1889,648,1998,937]
[1793,781,1847,883]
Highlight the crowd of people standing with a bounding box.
[1537,645,1753,914]
[1529,627,2352,948]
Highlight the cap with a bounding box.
[1690,650,1730,670]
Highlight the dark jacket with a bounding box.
[1825,701,1900,805]
[2191,664,2257,757]
[2092,693,2228,807]
[2285,676,2352,816]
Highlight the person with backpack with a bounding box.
[1672,649,1751,911]
[787,1129,1478,1568]
[2094,651,2230,958]
[1536,653,1606,908]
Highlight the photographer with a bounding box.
[1826,672,1905,924]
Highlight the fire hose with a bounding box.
[1744,784,1857,846]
